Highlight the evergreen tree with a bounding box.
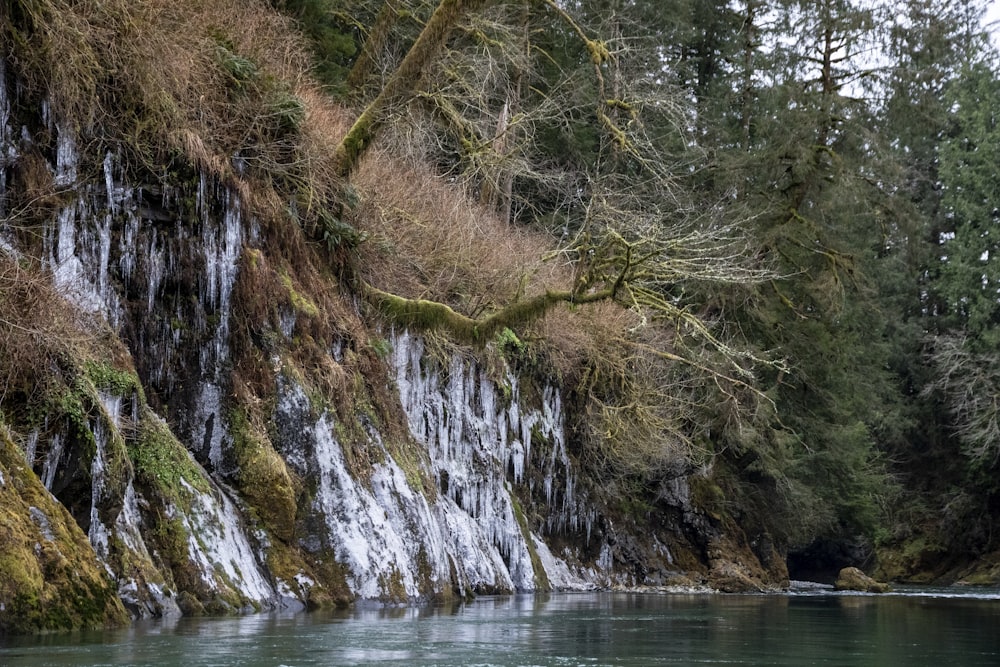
[929,57,1000,466]
[691,0,906,550]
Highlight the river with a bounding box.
[3,587,1000,666]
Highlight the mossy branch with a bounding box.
[363,282,613,344]
[334,0,490,179]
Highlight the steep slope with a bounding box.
[0,0,786,633]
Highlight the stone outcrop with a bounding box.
[834,567,891,593]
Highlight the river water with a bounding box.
[3,588,1000,666]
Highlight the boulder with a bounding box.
[834,566,891,593]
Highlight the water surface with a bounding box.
[3,588,1000,666]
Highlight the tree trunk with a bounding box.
[334,0,490,179]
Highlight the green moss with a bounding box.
[496,327,526,355]
[228,409,299,542]
[84,360,143,400]
[309,551,354,608]
[131,411,211,501]
[364,283,611,345]
[379,566,408,602]
[0,428,128,634]
[280,271,320,317]
[53,383,97,455]
[690,474,726,520]
[510,494,550,591]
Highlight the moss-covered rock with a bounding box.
[0,427,129,634]
[834,566,891,593]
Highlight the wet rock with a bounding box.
[834,566,891,593]
[708,559,765,593]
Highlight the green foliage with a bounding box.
[84,360,143,400]
[319,209,368,250]
[369,336,392,360]
[216,43,260,88]
[495,327,525,356]
[131,412,211,500]
[271,0,372,95]
[936,61,1000,347]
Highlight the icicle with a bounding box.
[119,212,138,287]
[53,124,77,186]
[40,433,63,491]
[0,59,13,216]
[387,330,584,593]
[146,233,165,313]
[22,430,39,469]
[86,393,121,564]
[199,185,243,370]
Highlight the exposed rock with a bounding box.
[834,566,891,593]
[0,29,791,631]
[709,559,766,593]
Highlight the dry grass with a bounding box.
[0,251,100,411]
[5,0,353,227]
[352,149,569,312]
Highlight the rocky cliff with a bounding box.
[0,2,786,634]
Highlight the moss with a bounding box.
[131,410,211,501]
[175,591,206,616]
[496,326,526,355]
[84,360,143,401]
[364,282,612,345]
[228,409,299,542]
[415,545,435,598]
[0,427,128,634]
[690,474,726,520]
[379,566,408,602]
[309,552,354,608]
[280,271,320,318]
[510,494,550,591]
[387,438,436,501]
[52,384,97,456]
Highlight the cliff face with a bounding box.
[0,11,786,632]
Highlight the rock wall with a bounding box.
[0,55,783,633]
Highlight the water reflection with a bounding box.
[3,589,1000,666]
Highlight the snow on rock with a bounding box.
[270,330,599,600]
[170,477,277,610]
